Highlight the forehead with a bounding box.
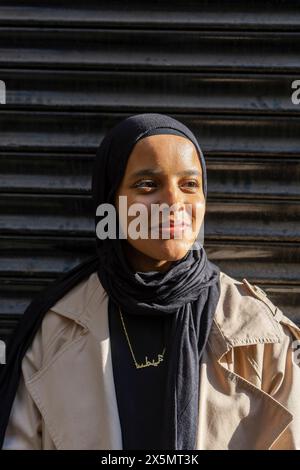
[125,134,201,173]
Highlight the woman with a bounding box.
[1,113,300,450]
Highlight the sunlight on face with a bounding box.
[115,134,206,267]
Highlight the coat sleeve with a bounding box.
[2,321,46,450]
[264,315,300,450]
[2,310,66,450]
[2,372,42,450]
[242,278,300,449]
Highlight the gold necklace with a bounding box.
[118,306,166,369]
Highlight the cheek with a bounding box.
[116,192,153,239]
[122,193,154,223]
[193,200,205,227]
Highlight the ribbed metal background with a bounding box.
[0,1,299,342]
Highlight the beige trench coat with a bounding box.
[3,270,300,450]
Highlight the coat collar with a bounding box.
[49,271,107,340]
[49,270,284,353]
[210,271,283,360]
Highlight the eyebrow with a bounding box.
[130,168,202,178]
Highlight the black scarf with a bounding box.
[0,113,220,450]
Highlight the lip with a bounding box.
[151,221,192,231]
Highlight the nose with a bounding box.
[160,181,184,207]
[158,182,187,223]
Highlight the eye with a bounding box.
[181,180,200,190]
[134,180,157,190]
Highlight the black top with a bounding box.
[109,306,173,450]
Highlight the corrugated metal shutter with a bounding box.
[0,1,299,343]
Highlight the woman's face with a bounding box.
[114,134,205,271]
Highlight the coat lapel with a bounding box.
[26,273,123,450]
[201,273,293,449]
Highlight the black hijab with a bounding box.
[0,113,220,450]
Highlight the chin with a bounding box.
[142,238,194,262]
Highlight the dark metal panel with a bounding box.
[0,152,92,194]
[206,200,300,242]
[0,28,300,72]
[206,242,300,284]
[0,1,300,31]
[0,112,299,156]
[0,317,19,343]
[208,157,300,200]
[0,2,299,340]
[0,69,299,115]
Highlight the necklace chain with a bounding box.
[118,306,166,369]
